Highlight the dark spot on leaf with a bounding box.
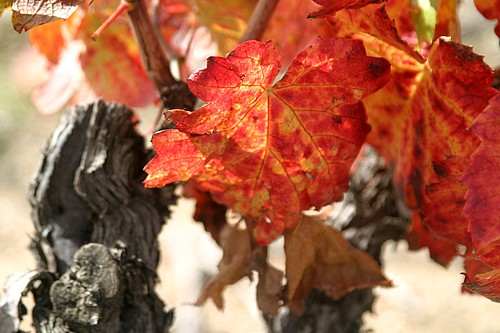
[432,161,450,179]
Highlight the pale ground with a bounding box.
[1,2,499,332]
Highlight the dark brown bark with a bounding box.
[1,100,176,333]
[266,146,409,333]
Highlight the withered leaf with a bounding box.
[195,224,251,309]
[284,215,392,313]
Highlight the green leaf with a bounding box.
[411,0,440,43]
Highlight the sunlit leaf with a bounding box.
[145,38,390,244]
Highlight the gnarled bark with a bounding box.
[1,100,175,333]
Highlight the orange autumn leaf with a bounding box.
[28,19,68,64]
[78,15,157,107]
[462,246,500,302]
[284,214,392,313]
[323,3,425,71]
[144,38,391,244]
[464,268,500,303]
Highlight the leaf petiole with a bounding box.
[91,0,135,41]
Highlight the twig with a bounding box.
[126,0,176,91]
[127,0,196,110]
[240,0,280,42]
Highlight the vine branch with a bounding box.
[126,0,196,110]
[240,0,280,42]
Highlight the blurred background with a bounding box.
[0,1,499,332]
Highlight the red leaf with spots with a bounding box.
[321,2,497,264]
[312,0,500,301]
[145,38,390,244]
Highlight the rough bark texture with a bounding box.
[266,146,409,333]
[22,100,175,332]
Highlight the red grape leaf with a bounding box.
[406,212,458,266]
[11,0,82,32]
[195,224,252,309]
[462,94,500,300]
[316,0,497,261]
[263,0,334,69]
[284,214,392,313]
[422,155,471,246]
[463,269,500,302]
[144,38,391,244]
[474,0,500,38]
[362,39,496,264]
[464,95,500,252]
[25,4,157,111]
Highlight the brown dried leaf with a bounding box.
[251,247,284,316]
[284,214,392,313]
[195,224,251,309]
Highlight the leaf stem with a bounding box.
[240,0,280,42]
[91,1,134,40]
